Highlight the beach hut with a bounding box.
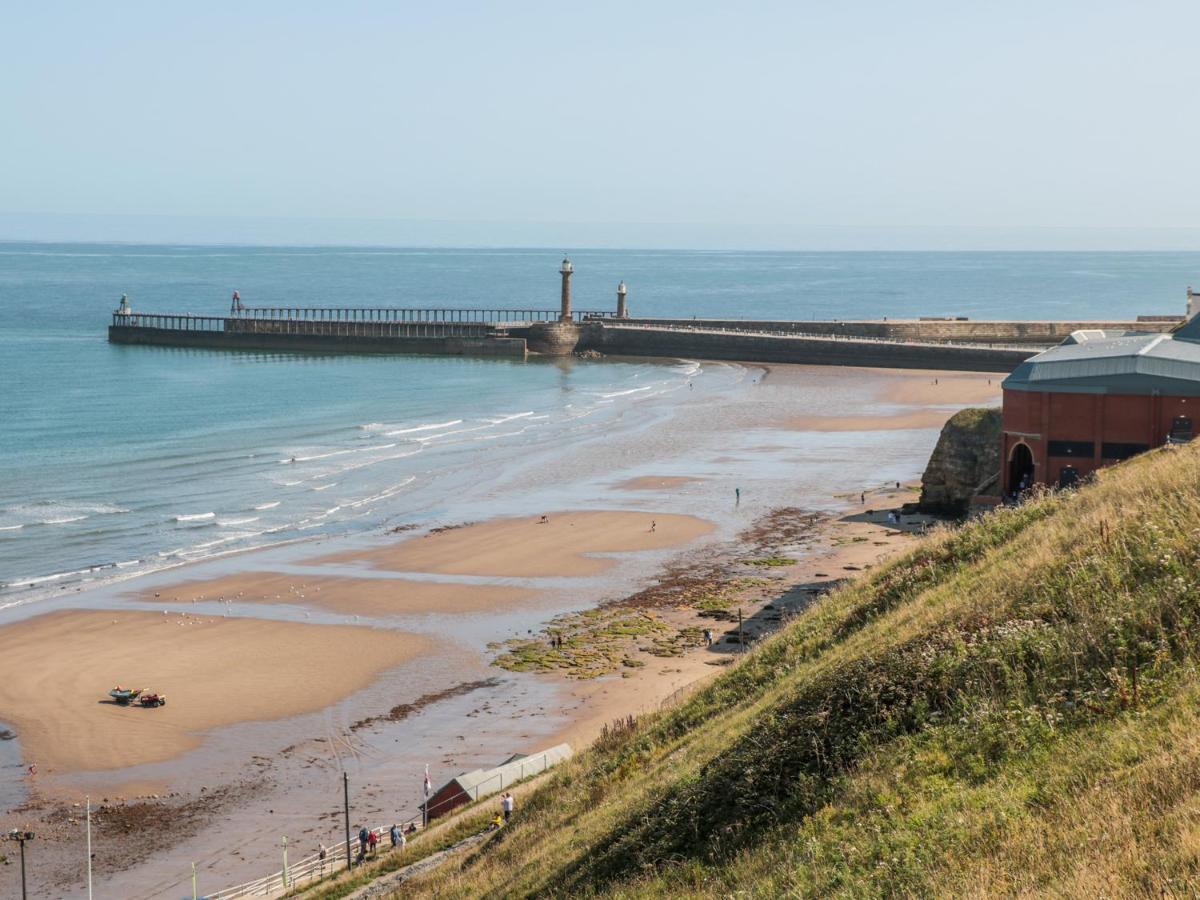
[422,743,573,821]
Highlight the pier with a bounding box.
[107,308,1058,371]
[107,263,1183,372]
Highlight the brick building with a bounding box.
[1000,313,1200,495]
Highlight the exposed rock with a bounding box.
[919,407,1001,515]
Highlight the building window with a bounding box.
[1101,442,1149,460]
[1058,466,1080,488]
[1170,417,1193,443]
[1047,440,1094,458]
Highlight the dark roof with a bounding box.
[1003,316,1200,396]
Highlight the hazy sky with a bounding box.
[4,1,1199,248]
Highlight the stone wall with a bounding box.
[919,407,1003,515]
[511,321,582,355]
[108,326,528,358]
[586,325,1030,372]
[620,318,1174,346]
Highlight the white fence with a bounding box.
[204,747,569,900]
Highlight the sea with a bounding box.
[2,244,1198,606]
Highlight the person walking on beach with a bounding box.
[703,628,713,647]
[735,487,741,505]
[860,492,866,504]
[649,520,657,533]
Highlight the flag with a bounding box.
[423,764,431,798]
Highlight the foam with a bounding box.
[383,419,462,436]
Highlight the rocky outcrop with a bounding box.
[919,407,1002,515]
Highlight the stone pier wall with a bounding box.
[108,325,528,358]
[620,318,1176,346]
[585,325,1031,372]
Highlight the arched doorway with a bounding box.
[1009,443,1034,494]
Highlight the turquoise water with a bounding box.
[2,243,1198,597]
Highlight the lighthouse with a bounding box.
[616,281,628,318]
[559,257,574,322]
[115,294,132,316]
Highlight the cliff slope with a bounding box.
[394,442,1200,898]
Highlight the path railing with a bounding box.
[111,312,227,331]
[205,748,565,900]
[233,307,616,323]
[603,321,1039,352]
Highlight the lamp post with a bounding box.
[5,829,35,900]
[343,772,351,872]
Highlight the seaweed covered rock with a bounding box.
[919,406,1001,515]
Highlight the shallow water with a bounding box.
[3,243,1197,602]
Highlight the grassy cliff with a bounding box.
[403,443,1200,898]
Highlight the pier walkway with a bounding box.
[111,306,1169,372]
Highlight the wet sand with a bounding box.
[0,610,431,773]
[786,367,1000,432]
[789,409,963,431]
[879,369,1002,405]
[524,486,934,756]
[325,510,716,578]
[612,475,705,492]
[134,573,543,617]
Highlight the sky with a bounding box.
[3,1,1199,249]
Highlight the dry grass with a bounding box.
[381,443,1200,898]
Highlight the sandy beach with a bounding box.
[880,369,1002,405]
[135,573,544,617]
[0,610,431,773]
[326,510,716,578]
[789,408,963,431]
[0,360,1000,898]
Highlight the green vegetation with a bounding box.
[744,555,798,567]
[396,443,1200,897]
[492,610,672,678]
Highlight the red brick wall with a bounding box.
[1001,389,1196,494]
